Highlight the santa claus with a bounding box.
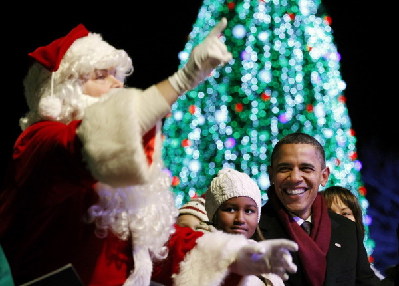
[0,19,297,286]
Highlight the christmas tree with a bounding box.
[162,0,375,256]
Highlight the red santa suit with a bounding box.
[0,86,175,285]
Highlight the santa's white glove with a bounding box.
[168,17,232,94]
[230,239,298,281]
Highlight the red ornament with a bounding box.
[227,2,235,10]
[189,105,196,114]
[171,176,180,187]
[306,104,314,112]
[287,13,296,21]
[235,103,244,112]
[324,15,333,25]
[358,186,367,196]
[338,95,346,103]
[261,92,271,101]
[181,139,191,147]
[349,151,358,160]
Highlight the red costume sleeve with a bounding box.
[151,224,204,286]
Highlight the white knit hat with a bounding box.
[205,168,262,223]
[179,196,209,223]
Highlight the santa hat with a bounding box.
[178,196,209,223]
[29,24,89,72]
[205,168,262,223]
[28,23,132,76]
[21,23,133,129]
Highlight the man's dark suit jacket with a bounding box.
[259,201,381,285]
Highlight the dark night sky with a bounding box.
[1,0,397,274]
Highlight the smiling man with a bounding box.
[258,132,381,285]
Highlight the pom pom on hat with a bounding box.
[205,168,262,223]
[179,196,209,223]
[28,24,89,72]
[38,96,63,120]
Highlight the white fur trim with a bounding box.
[123,247,152,286]
[173,231,259,286]
[76,87,170,187]
[38,96,63,120]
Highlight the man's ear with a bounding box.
[320,166,330,186]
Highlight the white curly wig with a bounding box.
[20,31,133,130]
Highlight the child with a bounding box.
[321,186,385,280]
[205,168,284,285]
[151,168,298,285]
[321,186,363,233]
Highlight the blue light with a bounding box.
[232,24,247,39]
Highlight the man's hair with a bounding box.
[270,132,326,168]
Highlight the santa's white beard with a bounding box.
[87,160,178,261]
[49,88,116,123]
[22,85,122,130]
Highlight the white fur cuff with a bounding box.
[76,88,164,187]
[173,231,258,286]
